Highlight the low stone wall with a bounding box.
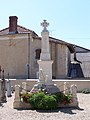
[14,101,32,109]
[8,79,90,92]
[53,80,90,92]
[14,101,78,109]
[10,79,37,91]
[13,84,78,109]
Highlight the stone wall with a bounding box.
[50,42,56,78]
[0,34,28,78]
[7,79,90,92]
[0,34,71,79]
[13,83,78,109]
[29,38,41,78]
[56,44,69,78]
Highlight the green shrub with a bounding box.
[82,88,89,94]
[29,92,57,110]
[53,92,72,105]
[54,92,65,103]
[43,95,57,110]
[21,91,73,109]
[29,92,45,109]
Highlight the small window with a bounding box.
[35,49,41,59]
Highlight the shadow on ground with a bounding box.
[36,107,84,115]
[17,106,84,115]
[0,103,4,107]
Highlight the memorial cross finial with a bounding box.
[41,20,49,31]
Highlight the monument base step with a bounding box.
[45,84,60,93]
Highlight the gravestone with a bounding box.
[0,79,6,103]
[7,79,12,97]
[0,68,6,102]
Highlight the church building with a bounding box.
[0,16,90,79]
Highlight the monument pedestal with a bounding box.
[45,84,60,93]
[37,60,60,93]
[38,60,53,85]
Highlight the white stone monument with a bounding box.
[37,20,60,93]
[38,20,53,85]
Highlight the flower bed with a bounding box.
[20,91,73,110]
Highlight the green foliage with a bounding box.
[54,92,65,103]
[53,92,72,105]
[21,91,73,110]
[63,94,72,105]
[29,92,57,110]
[29,92,45,109]
[82,88,89,94]
[43,95,57,110]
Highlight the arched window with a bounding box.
[35,49,41,59]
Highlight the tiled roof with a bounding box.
[70,52,90,78]
[77,53,90,78]
[0,25,38,36]
[0,24,90,53]
[73,45,90,53]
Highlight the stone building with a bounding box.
[0,16,90,79]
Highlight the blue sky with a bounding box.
[0,0,90,49]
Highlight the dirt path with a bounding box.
[0,93,90,120]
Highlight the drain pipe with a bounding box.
[27,33,30,79]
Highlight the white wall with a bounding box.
[7,79,90,92]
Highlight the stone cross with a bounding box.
[41,20,49,31]
[40,20,50,60]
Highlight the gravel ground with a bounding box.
[0,93,90,120]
